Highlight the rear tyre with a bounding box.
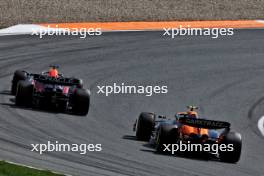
[72,88,90,116]
[156,124,178,153]
[15,80,33,106]
[11,70,27,95]
[135,112,155,141]
[219,132,242,163]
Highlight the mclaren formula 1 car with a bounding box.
[11,66,90,115]
[133,106,242,163]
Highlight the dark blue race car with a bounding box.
[11,66,90,115]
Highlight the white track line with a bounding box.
[258,116,264,136]
[0,24,67,36]
[5,160,72,176]
[1,20,264,36]
[256,20,264,23]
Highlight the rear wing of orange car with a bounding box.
[179,117,230,129]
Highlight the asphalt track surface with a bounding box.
[0,30,263,176]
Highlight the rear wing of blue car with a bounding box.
[179,117,230,129]
[31,74,80,86]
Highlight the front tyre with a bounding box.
[135,112,155,141]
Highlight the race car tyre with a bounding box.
[11,70,27,95]
[156,124,178,153]
[135,112,155,141]
[219,132,242,163]
[15,80,33,106]
[72,88,90,116]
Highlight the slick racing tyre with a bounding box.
[72,88,90,116]
[219,132,242,163]
[15,80,33,106]
[136,112,155,141]
[11,70,27,95]
[156,124,178,153]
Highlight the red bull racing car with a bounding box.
[133,106,242,163]
[11,66,90,115]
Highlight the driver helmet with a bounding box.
[48,67,58,78]
[186,106,199,118]
[187,111,198,118]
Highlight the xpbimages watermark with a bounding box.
[31,141,102,155]
[163,25,234,39]
[97,83,168,96]
[31,25,102,39]
[162,141,234,154]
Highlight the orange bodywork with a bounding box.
[177,111,209,136]
[181,125,208,136]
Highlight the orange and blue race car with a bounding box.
[11,65,90,115]
[133,106,242,163]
